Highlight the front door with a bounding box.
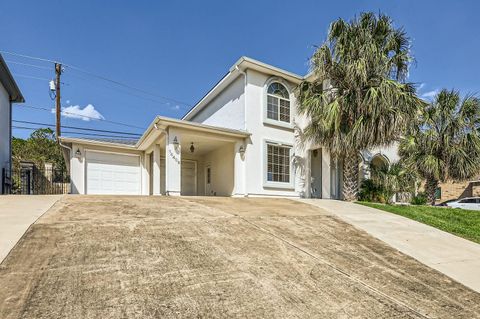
[181,160,197,196]
[205,164,212,195]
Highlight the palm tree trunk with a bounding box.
[342,151,359,201]
[425,177,438,206]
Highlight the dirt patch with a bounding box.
[0,196,479,318]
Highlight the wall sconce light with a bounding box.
[190,142,195,153]
[239,145,245,156]
[172,136,179,146]
[75,148,82,158]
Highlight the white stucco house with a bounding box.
[60,57,398,198]
[0,54,24,194]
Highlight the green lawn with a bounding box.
[357,202,480,244]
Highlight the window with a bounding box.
[266,82,290,123]
[267,143,291,183]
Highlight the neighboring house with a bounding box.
[432,179,480,203]
[0,54,25,194]
[59,56,398,197]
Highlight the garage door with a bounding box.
[86,151,141,195]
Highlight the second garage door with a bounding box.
[86,151,141,195]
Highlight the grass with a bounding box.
[357,202,480,244]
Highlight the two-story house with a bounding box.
[60,57,398,197]
[0,54,24,194]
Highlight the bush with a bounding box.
[411,192,427,205]
[358,179,387,203]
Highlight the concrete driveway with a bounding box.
[0,196,479,318]
[299,199,480,293]
[0,195,62,263]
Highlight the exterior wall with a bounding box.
[244,69,299,197]
[0,84,10,194]
[69,143,144,194]
[202,144,235,196]
[189,76,245,131]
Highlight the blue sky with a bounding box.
[2,0,479,139]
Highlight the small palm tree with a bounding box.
[370,161,417,203]
[297,12,424,201]
[400,89,480,205]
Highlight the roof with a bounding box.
[59,115,250,150]
[0,54,24,103]
[182,56,304,121]
[78,138,138,146]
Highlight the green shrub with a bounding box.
[358,179,386,203]
[411,192,427,205]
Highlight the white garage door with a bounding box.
[86,151,141,195]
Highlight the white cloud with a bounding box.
[421,90,439,100]
[418,83,425,90]
[51,104,105,121]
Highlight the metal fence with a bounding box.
[2,166,70,195]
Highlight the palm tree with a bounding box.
[370,161,417,203]
[400,89,480,205]
[296,12,424,201]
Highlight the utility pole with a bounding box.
[55,62,62,141]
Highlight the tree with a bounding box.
[400,89,480,205]
[12,128,65,170]
[370,161,417,203]
[296,12,425,201]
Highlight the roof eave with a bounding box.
[0,55,25,103]
[59,137,138,150]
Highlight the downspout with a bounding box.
[235,66,248,196]
[58,139,72,173]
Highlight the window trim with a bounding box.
[263,139,295,189]
[263,78,293,129]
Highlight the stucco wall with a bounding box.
[243,69,300,197]
[0,84,10,194]
[202,144,234,196]
[190,76,245,131]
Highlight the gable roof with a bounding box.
[182,56,304,121]
[0,54,24,103]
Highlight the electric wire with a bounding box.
[1,50,192,107]
[16,104,145,130]
[12,120,142,136]
[12,126,139,139]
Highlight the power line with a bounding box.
[64,71,187,109]
[5,60,52,70]
[0,50,58,63]
[1,50,192,107]
[11,73,69,85]
[12,126,139,139]
[66,65,192,107]
[12,120,142,136]
[16,104,145,130]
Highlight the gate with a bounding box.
[2,166,70,195]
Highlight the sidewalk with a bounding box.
[297,199,480,293]
[0,195,62,263]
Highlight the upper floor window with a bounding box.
[267,82,290,123]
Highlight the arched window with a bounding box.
[267,82,290,123]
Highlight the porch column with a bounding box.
[233,141,246,196]
[321,148,332,199]
[153,144,162,195]
[165,128,181,196]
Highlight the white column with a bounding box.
[165,129,181,196]
[321,148,332,199]
[153,144,161,195]
[233,141,246,196]
[141,153,149,195]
